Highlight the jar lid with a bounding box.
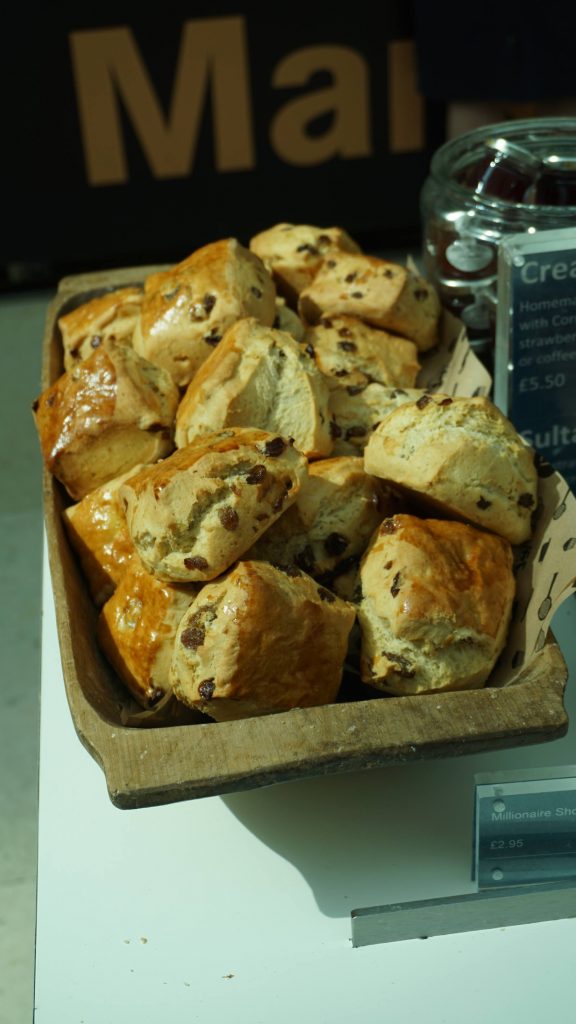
[483,136,542,170]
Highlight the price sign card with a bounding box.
[495,227,576,491]
[474,768,576,889]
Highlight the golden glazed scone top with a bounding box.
[63,465,142,607]
[98,558,198,708]
[33,339,179,499]
[170,560,356,721]
[132,238,276,387]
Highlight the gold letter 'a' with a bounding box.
[69,18,255,185]
[270,45,372,166]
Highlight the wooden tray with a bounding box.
[41,269,570,809]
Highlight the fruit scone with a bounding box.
[98,557,201,709]
[174,317,333,458]
[170,560,356,721]
[301,314,420,392]
[328,385,426,456]
[58,286,143,372]
[245,456,397,598]
[298,252,442,352]
[132,238,276,387]
[249,222,361,305]
[357,514,515,696]
[364,394,538,544]
[33,338,180,500]
[120,427,309,583]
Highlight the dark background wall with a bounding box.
[3,4,443,287]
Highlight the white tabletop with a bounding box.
[35,543,576,1024]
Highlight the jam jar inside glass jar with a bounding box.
[421,117,576,367]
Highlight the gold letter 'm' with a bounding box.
[69,17,254,185]
[270,46,372,166]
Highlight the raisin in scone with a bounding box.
[298,254,441,351]
[33,339,179,500]
[170,560,356,721]
[58,286,143,372]
[358,514,515,695]
[63,465,142,607]
[249,223,361,305]
[363,394,538,544]
[98,558,199,708]
[132,238,276,387]
[174,317,332,458]
[302,315,420,391]
[246,456,395,597]
[121,427,308,583]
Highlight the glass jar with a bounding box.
[535,155,576,205]
[420,117,576,367]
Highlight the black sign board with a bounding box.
[3,5,440,287]
[495,228,576,492]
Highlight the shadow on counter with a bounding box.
[220,756,478,919]
[220,598,576,920]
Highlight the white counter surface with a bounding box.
[35,546,576,1023]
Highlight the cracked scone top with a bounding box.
[358,514,515,696]
[174,317,333,457]
[121,427,308,583]
[364,394,538,544]
[170,560,356,721]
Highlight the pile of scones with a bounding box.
[34,224,539,723]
